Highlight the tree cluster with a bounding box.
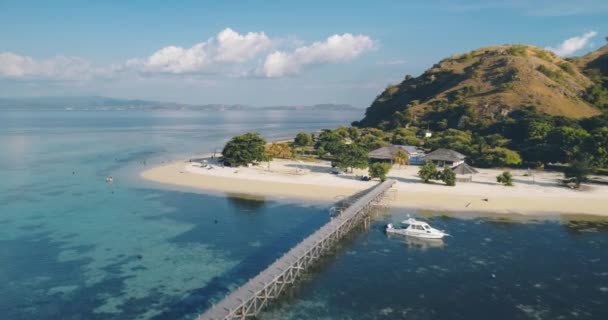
[418,162,456,186]
[401,106,607,171]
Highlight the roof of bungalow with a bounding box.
[368,145,409,160]
[426,148,466,162]
[399,145,424,154]
[451,162,479,175]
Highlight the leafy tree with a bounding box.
[483,134,510,148]
[347,127,361,140]
[477,147,522,167]
[564,159,594,188]
[222,133,267,167]
[333,126,351,139]
[369,162,391,181]
[265,143,292,159]
[392,128,420,145]
[496,171,513,186]
[314,129,344,155]
[356,134,387,151]
[362,128,386,138]
[393,149,409,168]
[586,127,608,167]
[426,129,474,153]
[389,110,413,129]
[294,132,313,147]
[585,83,608,110]
[418,162,439,183]
[334,144,369,172]
[546,127,591,163]
[440,167,456,186]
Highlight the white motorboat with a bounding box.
[386,218,449,239]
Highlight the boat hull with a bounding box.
[386,227,447,239]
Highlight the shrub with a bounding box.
[558,62,575,75]
[535,50,553,62]
[507,45,528,56]
[440,167,456,186]
[265,143,292,159]
[496,171,513,186]
[294,132,313,147]
[418,162,439,183]
[369,162,391,181]
[536,65,563,81]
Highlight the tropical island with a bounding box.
[142,43,608,216]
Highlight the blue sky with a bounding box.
[1,0,607,107]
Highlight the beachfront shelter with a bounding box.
[369,145,427,165]
[451,162,478,182]
[368,144,424,164]
[425,148,466,168]
[368,145,406,164]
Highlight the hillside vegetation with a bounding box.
[344,44,608,171]
[572,44,608,110]
[355,45,602,129]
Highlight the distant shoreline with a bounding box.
[141,157,608,218]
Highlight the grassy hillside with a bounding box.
[356,45,602,129]
[572,44,608,78]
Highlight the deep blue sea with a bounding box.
[1,109,607,320]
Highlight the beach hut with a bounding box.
[451,162,478,182]
[368,145,407,164]
[425,148,466,168]
[368,145,426,166]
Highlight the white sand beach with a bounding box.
[141,156,608,217]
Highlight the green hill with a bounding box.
[355,45,603,129]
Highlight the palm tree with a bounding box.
[393,150,409,169]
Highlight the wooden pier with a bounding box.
[198,179,396,320]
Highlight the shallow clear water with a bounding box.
[0,109,360,319]
[1,109,607,320]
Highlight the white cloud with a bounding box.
[140,43,212,74]
[133,28,271,74]
[0,52,97,80]
[546,31,598,56]
[215,28,271,63]
[261,33,375,77]
[0,28,375,81]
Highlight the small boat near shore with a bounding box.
[386,217,449,239]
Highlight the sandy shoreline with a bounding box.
[141,157,608,217]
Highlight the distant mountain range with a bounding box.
[0,96,360,111]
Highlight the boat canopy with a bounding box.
[401,218,430,227]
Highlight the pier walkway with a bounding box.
[198,179,396,320]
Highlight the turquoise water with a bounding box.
[0,109,361,319]
[2,110,608,320]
